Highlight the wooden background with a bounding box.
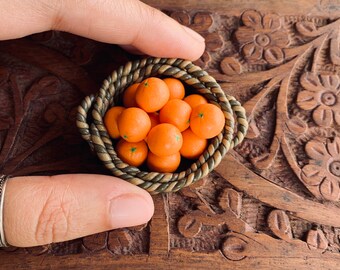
[0,0,340,269]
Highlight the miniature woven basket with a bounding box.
[76,57,248,194]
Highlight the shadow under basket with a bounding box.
[76,57,248,194]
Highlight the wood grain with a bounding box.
[0,0,340,269]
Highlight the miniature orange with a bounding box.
[163,78,185,100]
[159,99,192,132]
[104,106,125,139]
[117,107,151,142]
[123,83,139,107]
[135,77,170,112]
[148,112,160,129]
[180,129,208,159]
[184,94,208,109]
[147,123,183,156]
[116,139,148,167]
[147,152,181,173]
[190,103,225,139]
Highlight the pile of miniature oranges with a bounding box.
[104,77,225,173]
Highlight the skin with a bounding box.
[0,0,205,247]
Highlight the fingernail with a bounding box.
[109,194,153,228]
[183,26,205,42]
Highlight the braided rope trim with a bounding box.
[77,57,248,194]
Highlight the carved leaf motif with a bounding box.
[218,188,242,217]
[220,57,243,75]
[330,34,340,65]
[221,236,248,261]
[178,214,202,238]
[306,229,328,251]
[251,136,280,170]
[246,119,260,139]
[286,117,308,135]
[267,210,293,241]
[319,177,340,201]
[296,21,318,37]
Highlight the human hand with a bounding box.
[0,0,205,247]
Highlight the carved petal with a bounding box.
[296,90,319,110]
[192,12,213,32]
[270,30,290,48]
[327,137,340,158]
[234,27,256,45]
[335,110,340,126]
[170,11,190,26]
[242,43,263,60]
[305,140,329,160]
[221,236,248,261]
[296,21,318,37]
[241,10,262,28]
[306,229,328,251]
[313,105,333,127]
[286,117,308,135]
[300,73,322,92]
[267,210,293,241]
[319,177,340,201]
[264,46,284,65]
[178,215,202,238]
[301,164,325,186]
[320,74,340,90]
[220,57,243,75]
[219,188,242,217]
[262,14,281,30]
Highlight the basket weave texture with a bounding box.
[76,57,248,194]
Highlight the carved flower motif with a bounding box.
[297,73,340,127]
[234,10,289,65]
[301,137,340,201]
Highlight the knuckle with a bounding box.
[34,178,74,245]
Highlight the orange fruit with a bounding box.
[104,106,125,139]
[180,129,208,159]
[163,78,185,100]
[147,123,183,156]
[190,103,225,139]
[159,99,192,132]
[184,94,208,109]
[116,139,148,167]
[148,113,160,129]
[123,83,139,108]
[147,152,181,173]
[117,107,151,142]
[135,77,170,112]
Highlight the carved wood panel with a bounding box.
[0,1,340,269]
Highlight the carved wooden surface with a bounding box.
[0,0,340,269]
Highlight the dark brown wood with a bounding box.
[1,0,340,268]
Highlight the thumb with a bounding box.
[3,174,154,247]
